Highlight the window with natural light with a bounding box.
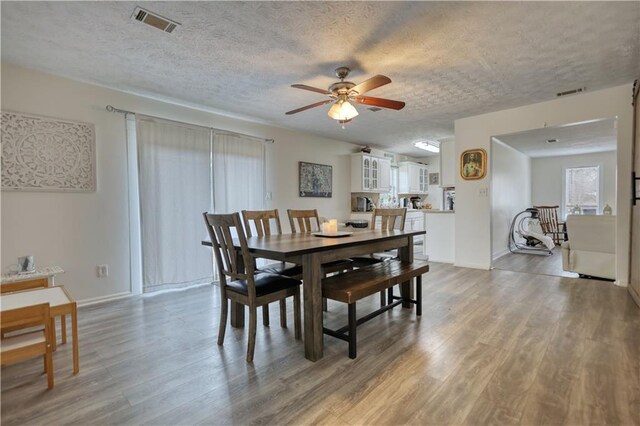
[564,165,600,217]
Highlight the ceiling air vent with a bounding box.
[368,107,383,112]
[556,87,586,97]
[546,138,559,144]
[131,7,181,33]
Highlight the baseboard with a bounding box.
[429,257,454,264]
[614,278,628,287]
[453,262,491,270]
[628,284,640,308]
[492,248,510,262]
[78,291,132,307]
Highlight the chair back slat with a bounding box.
[287,209,320,233]
[533,205,561,244]
[203,212,254,283]
[0,303,50,331]
[372,208,407,231]
[242,209,282,237]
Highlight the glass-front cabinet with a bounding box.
[351,153,392,193]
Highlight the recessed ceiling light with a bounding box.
[414,141,440,153]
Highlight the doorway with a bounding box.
[490,118,617,278]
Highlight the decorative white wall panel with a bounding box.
[1,111,96,192]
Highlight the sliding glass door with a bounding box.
[133,116,266,293]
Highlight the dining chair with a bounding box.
[533,205,564,244]
[203,212,301,363]
[0,303,54,389]
[287,209,354,311]
[286,208,354,274]
[350,208,408,306]
[242,209,302,327]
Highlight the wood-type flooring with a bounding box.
[2,263,638,425]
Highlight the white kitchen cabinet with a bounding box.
[423,211,455,263]
[398,162,428,194]
[406,211,424,243]
[378,158,391,192]
[439,140,455,187]
[351,154,391,193]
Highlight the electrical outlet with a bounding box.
[479,187,489,197]
[97,264,108,278]
[265,191,272,200]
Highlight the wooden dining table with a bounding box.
[203,228,425,361]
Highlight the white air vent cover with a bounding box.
[131,7,180,33]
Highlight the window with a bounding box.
[564,166,600,217]
[381,166,399,207]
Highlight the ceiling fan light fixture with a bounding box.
[328,100,359,121]
[414,141,440,153]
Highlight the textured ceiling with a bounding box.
[494,118,616,158]
[1,2,639,156]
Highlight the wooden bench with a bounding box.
[322,259,429,358]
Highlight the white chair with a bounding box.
[561,215,616,280]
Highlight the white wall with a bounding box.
[1,63,360,302]
[491,139,531,259]
[531,151,617,218]
[455,84,634,285]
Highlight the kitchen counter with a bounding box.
[422,209,455,214]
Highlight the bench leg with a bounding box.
[387,286,394,305]
[348,303,357,359]
[416,275,422,316]
[379,291,386,307]
[322,297,328,312]
[262,305,270,327]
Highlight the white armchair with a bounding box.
[561,215,616,280]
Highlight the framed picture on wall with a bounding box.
[460,148,487,180]
[299,161,332,198]
[429,172,439,186]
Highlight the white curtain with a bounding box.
[212,132,265,213]
[136,116,213,292]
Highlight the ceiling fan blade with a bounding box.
[354,96,405,110]
[291,84,331,95]
[350,75,391,95]
[285,99,333,115]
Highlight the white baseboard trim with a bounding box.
[614,279,628,288]
[492,248,510,262]
[429,257,454,264]
[629,285,640,308]
[453,262,491,270]
[78,291,132,307]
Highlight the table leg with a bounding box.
[72,304,79,374]
[230,302,245,328]
[51,319,57,351]
[398,236,414,309]
[60,314,67,344]
[302,253,323,361]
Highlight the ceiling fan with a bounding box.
[285,67,405,126]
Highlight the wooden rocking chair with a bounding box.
[533,205,565,245]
